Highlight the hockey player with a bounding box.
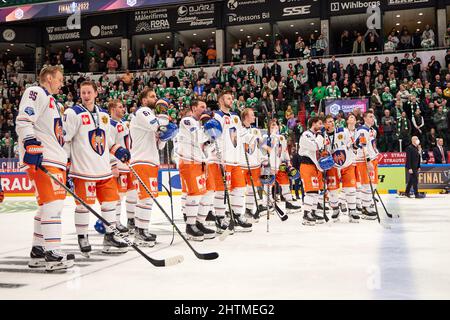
[323,115,359,223]
[64,81,130,256]
[177,100,217,241]
[240,108,266,220]
[345,113,362,213]
[355,111,379,220]
[210,92,253,232]
[298,117,325,226]
[108,99,137,234]
[16,66,74,271]
[263,119,301,214]
[129,90,178,246]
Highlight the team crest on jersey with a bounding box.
[50,173,64,192]
[149,177,158,195]
[88,129,106,156]
[246,142,256,154]
[337,133,344,140]
[229,127,237,148]
[233,117,239,124]
[224,116,230,125]
[102,116,108,125]
[54,118,65,147]
[117,124,124,133]
[332,150,346,167]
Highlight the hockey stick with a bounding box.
[361,149,391,229]
[374,189,396,218]
[165,145,175,245]
[212,139,236,241]
[128,164,219,260]
[322,170,330,222]
[39,166,183,267]
[243,143,261,221]
[260,189,288,221]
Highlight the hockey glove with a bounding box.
[23,138,43,169]
[113,146,131,163]
[159,122,179,142]
[278,162,288,172]
[288,166,300,180]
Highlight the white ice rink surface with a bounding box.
[0,194,450,300]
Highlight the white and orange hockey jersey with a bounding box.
[355,125,379,162]
[175,116,209,163]
[323,128,355,169]
[298,130,325,171]
[240,126,264,169]
[16,86,66,170]
[129,107,166,167]
[212,110,254,166]
[262,133,290,171]
[63,104,117,180]
[109,118,131,173]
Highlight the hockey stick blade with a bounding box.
[195,251,219,260]
[274,204,288,221]
[129,165,219,261]
[39,166,183,268]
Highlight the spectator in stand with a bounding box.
[340,30,352,54]
[88,57,99,72]
[382,109,396,152]
[316,34,328,57]
[206,46,217,65]
[433,138,448,164]
[107,57,118,73]
[366,34,379,53]
[274,39,283,60]
[412,108,425,142]
[87,46,98,63]
[421,25,435,48]
[184,52,195,68]
[13,57,24,73]
[399,29,412,50]
[231,43,241,63]
[433,106,448,143]
[352,35,366,55]
[166,53,175,69]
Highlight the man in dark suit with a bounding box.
[405,136,425,198]
[433,138,448,164]
[271,60,281,82]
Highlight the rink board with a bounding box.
[1,165,448,197]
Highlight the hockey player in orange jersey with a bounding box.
[16,66,74,271]
[64,81,131,256]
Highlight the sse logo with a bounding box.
[282,5,311,16]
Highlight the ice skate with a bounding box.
[312,210,325,224]
[133,228,156,247]
[28,246,46,268]
[116,222,129,235]
[361,207,377,220]
[331,209,341,222]
[302,211,316,226]
[196,221,216,239]
[286,201,302,214]
[234,214,252,232]
[77,235,91,258]
[205,210,216,226]
[186,224,204,241]
[44,250,75,272]
[349,210,360,223]
[103,233,128,254]
[127,218,136,234]
[215,216,234,235]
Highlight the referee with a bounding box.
[405,136,425,198]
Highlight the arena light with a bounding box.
[166,35,171,39]
[193,33,197,36]
[419,12,423,16]
[310,22,315,25]
[259,27,263,30]
[149,37,153,40]
[265,34,270,37]
[10,43,13,46]
[240,29,244,32]
[295,32,299,35]
[290,25,294,28]
[106,41,110,44]
[161,43,164,46]
[396,14,400,18]
[212,31,215,34]
[417,21,422,24]
[396,23,400,26]
[202,40,206,42]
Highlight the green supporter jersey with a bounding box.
[156,86,166,98]
[312,87,326,101]
[246,97,259,108]
[182,95,192,106]
[166,87,177,97]
[325,86,341,98]
[389,80,398,93]
[382,92,393,105]
[156,60,166,69]
[177,87,187,98]
[178,70,187,80]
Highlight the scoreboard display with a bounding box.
[0,0,60,8]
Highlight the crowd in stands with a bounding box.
[0,37,449,160]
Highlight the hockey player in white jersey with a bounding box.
[323,115,360,223]
[64,81,130,256]
[355,111,379,220]
[16,66,74,271]
[209,92,253,232]
[298,117,326,225]
[263,119,302,214]
[108,99,137,234]
[177,100,218,240]
[129,90,178,246]
[240,108,267,220]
